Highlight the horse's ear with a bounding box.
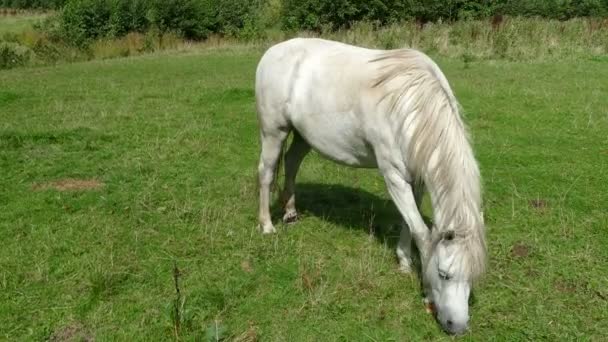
[442,230,455,242]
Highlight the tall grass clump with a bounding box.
[0,41,32,69]
[315,17,608,60]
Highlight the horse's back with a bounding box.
[255,38,442,96]
[255,38,379,108]
[254,38,452,168]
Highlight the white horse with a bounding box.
[255,38,486,335]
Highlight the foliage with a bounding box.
[107,0,148,37]
[50,0,264,45]
[281,0,608,31]
[5,0,607,42]
[0,0,66,9]
[499,0,608,19]
[59,0,112,47]
[0,40,31,68]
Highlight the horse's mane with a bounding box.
[370,49,486,280]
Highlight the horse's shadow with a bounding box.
[272,182,432,277]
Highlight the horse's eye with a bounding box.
[438,270,452,281]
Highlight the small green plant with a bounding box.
[205,321,227,342]
[462,52,475,68]
[0,41,31,69]
[172,262,182,339]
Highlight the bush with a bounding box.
[146,0,213,40]
[281,0,608,31]
[0,42,32,69]
[53,0,265,45]
[281,0,489,31]
[0,0,67,9]
[60,0,113,47]
[108,0,149,37]
[215,0,262,35]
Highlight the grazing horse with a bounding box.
[255,38,486,335]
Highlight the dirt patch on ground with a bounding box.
[234,322,258,342]
[32,178,104,192]
[510,243,531,258]
[554,279,577,294]
[529,199,548,214]
[49,322,94,342]
[241,259,253,273]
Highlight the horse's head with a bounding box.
[423,229,485,335]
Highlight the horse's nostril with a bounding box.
[446,320,454,328]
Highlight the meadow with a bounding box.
[1,18,608,342]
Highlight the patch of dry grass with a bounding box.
[32,179,104,192]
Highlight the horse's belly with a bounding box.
[292,112,377,168]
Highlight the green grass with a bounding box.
[0,13,48,35]
[1,47,607,341]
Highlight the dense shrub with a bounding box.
[499,0,608,19]
[282,0,608,31]
[107,0,148,37]
[148,0,219,39]
[281,0,504,31]
[60,0,113,46]
[52,0,265,45]
[216,0,262,35]
[0,0,66,9]
[0,41,31,69]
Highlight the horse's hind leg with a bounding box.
[258,130,289,234]
[282,132,310,223]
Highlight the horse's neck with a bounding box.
[426,152,481,234]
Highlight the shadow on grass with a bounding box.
[278,182,484,309]
[272,182,433,279]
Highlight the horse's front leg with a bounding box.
[379,166,431,272]
[396,223,414,273]
[395,181,426,272]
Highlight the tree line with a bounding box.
[3,0,608,44]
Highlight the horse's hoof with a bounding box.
[260,224,277,234]
[398,263,412,274]
[396,254,413,273]
[282,211,298,224]
[425,302,436,314]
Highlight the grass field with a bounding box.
[0,12,48,35]
[1,46,607,340]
